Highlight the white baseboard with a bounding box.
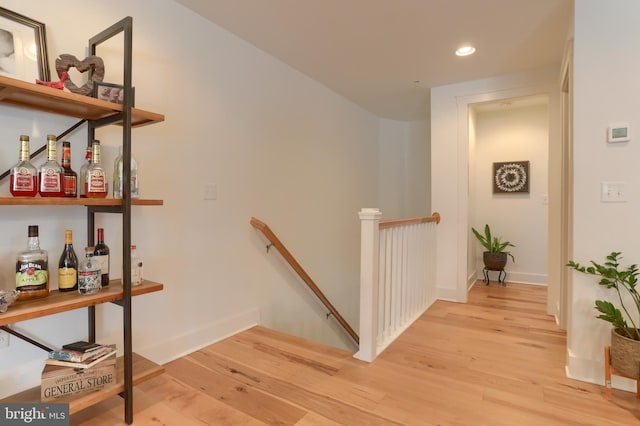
[137,308,261,365]
[566,348,636,393]
[436,287,462,302]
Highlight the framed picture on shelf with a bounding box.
[493,161,530,194]
[93,82,135,106]
[0,6,50,82]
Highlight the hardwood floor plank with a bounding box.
[70,282,640,425]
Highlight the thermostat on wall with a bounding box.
[607,123,630,143]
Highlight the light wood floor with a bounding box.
[72,282,640,425]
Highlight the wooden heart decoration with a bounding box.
[55,54,105,96]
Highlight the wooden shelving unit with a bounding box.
[0,75,164,127]
[0,197,163,206]
[0,281,163,326]
[1,354,164,414]
[0,17,165,424]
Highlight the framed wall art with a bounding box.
[493,161,529,194]
[0,6,50,82]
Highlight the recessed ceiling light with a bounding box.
[456,46,476,57]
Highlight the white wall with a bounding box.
[471,102,549,285]
[0,0,403,397]
[567,0,640,391]
[431,67,561,303]
[378,119,430,218]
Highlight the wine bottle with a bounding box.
[58,230,78,292]
[61,141,78,197]
[10,135,37,197]
[38,134,64,197]
[85,140,108,198]
[16,225,49,300]
[94,228,110,287]
[78,247,101,295]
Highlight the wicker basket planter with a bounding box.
[483,252,507,271]
[610,328,640,378]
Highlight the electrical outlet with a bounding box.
[0,330,9,348]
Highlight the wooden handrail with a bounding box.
[379,212,441,229]
[250,217,359,345]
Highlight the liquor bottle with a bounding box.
[10,135,37,197]
[61,141,77,197]
[78,146,92,198]
[85,140,108,198]
[113,145,139,199]
[16,225,49,300]
[38,134,64,197]
[94,228,110,287]
[58,229,78,292]
[78,247,101,295]
[130,245,143,286]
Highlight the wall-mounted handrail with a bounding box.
[250,217,359,345]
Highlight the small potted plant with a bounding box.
[567,252,640,378]
[471,224,515,271]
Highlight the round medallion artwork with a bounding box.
[493,161,529,193]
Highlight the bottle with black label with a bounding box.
[58,229,78,292]
[16,225,49,300]
[94,228,110,287]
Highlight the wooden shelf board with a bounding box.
[0,197,163,206]
[0,75,164,127]
[0,281,163,326]
[0,353,165,414]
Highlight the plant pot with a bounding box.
[611,328,640,378]
[483,252,507,271]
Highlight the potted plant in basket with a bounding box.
[471,224,515,271]
[567,252,640,378]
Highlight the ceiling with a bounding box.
[173,0,573,121]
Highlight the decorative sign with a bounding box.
[493,161,529,194]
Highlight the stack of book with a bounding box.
[41,341,117,402]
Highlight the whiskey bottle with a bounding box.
[16,225,49,300]
[10,135,37,197]
[113,145,139,199]
[58,229,78,292]
[78,146,92,198]
[61,141,77,197]
[38,134,64,197]
[85,140,108,198]
[78,247,101,295]
[94,228,110,287]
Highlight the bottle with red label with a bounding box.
[61,141,77,197]
[10,135,37,197]
[85,140,108,198]
[38,134,64,197]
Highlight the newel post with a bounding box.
[355,208,382,362]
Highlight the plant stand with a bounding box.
[483,267,506,286]
[604,345,640,398]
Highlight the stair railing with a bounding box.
[356,209,441,362]
[250,217,359,345]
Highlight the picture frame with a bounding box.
[0,6,50,82]
[93,82,135,106]
[493,161,530,194]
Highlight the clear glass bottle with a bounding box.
[79,146,92,198]
[78,246,101,295]
[94,228,110,287]
[85,140,108,198]
[16,225,49,300]
[58,229,78,292]
[130,245,143,286]
[38,134,64,197]
[10,135,37,197]
[61,141,77,197]
[113,145,139,199]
